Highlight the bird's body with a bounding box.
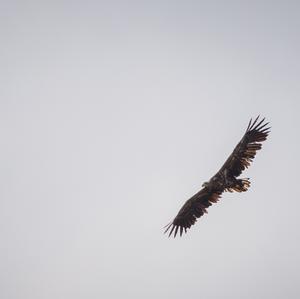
[165,116,270,237]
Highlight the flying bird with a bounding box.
[164,116,270,237]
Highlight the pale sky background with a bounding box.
[1,1,300,298]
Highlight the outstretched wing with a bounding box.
[218,116,270,178]
[164,188,222,238]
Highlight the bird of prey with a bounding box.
[164,116,270,237]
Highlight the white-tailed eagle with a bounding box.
[165,116,270,237]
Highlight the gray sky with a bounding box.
[1,1,300,298]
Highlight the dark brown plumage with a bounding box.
[164,116,270,237]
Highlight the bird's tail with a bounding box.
[226,178,250,193]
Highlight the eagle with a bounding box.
[164,116,270,237]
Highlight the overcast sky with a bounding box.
[1,1,300,298]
